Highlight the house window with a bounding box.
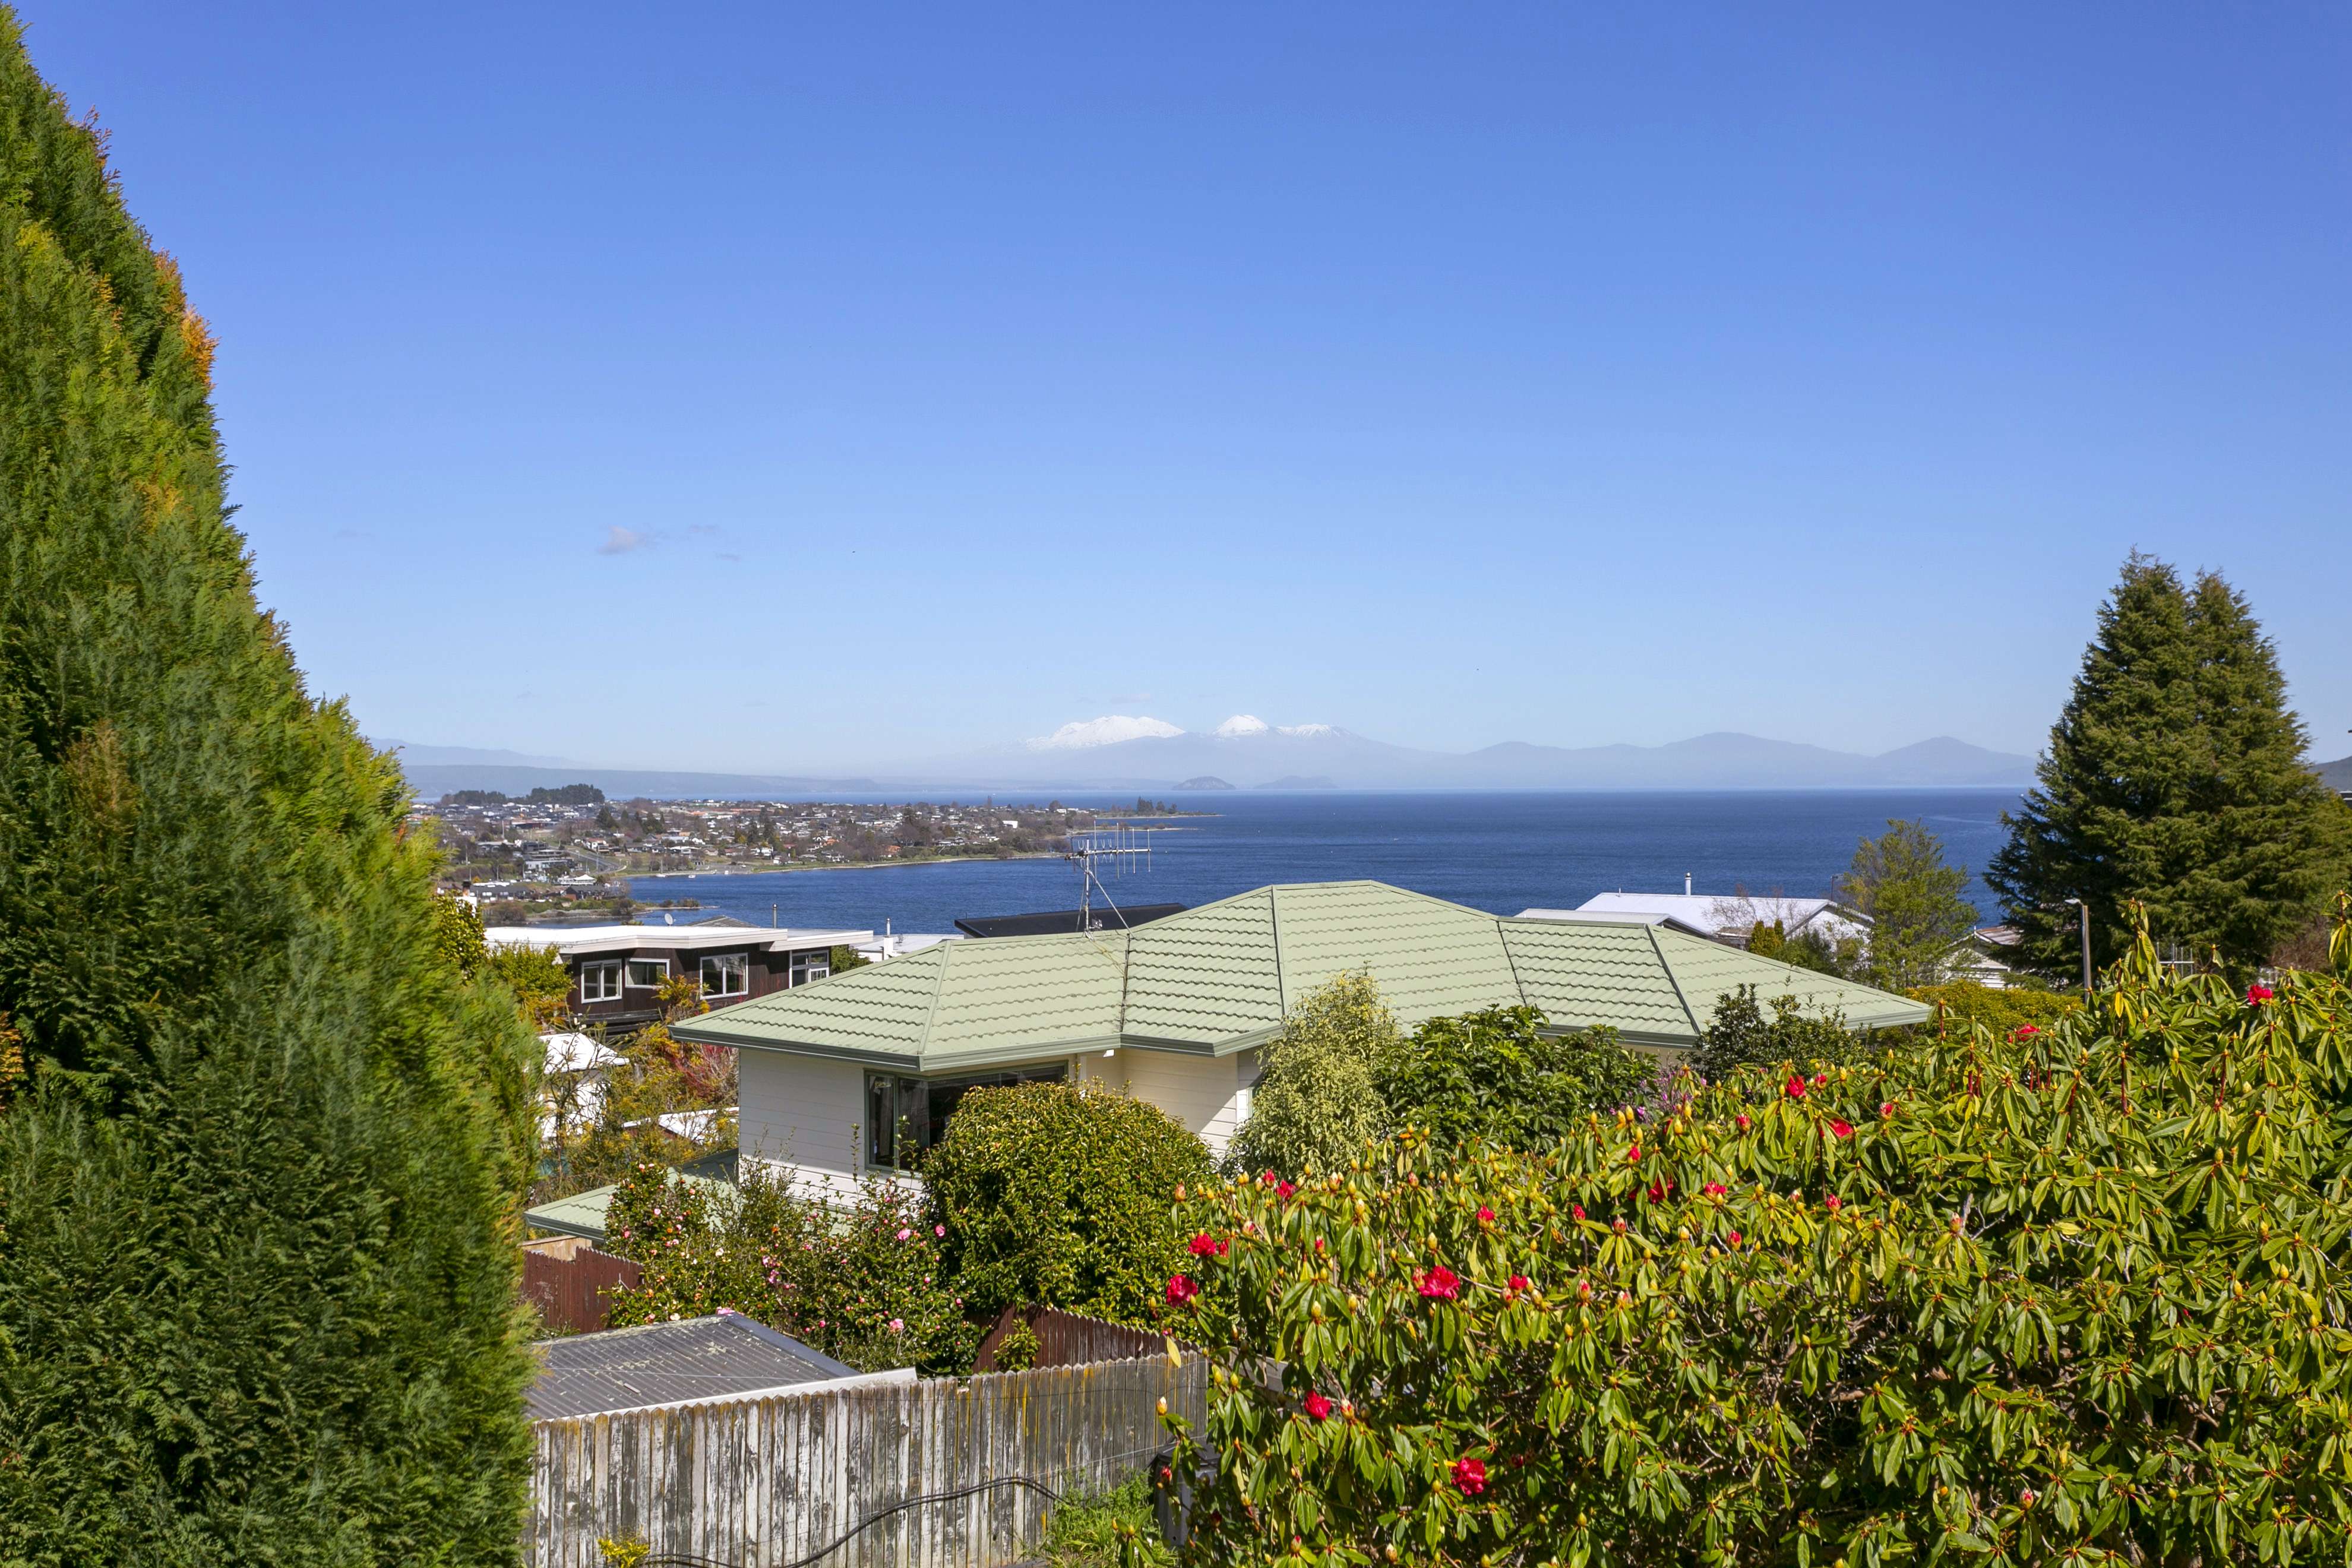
[863,1063,1068,1170]
[699,951,750,998]
[578,961,624,1004]
[625,958,669,989]
[789,950,831,987]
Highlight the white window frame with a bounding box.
[624,957,669,990]
[699,951,750,999]
[578,960,624,1004]
[789,950,831,987]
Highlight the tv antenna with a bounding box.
[1062,820,1164,932]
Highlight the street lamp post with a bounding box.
[2066,897,2092,998]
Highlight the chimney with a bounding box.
[1684,872,1693,896]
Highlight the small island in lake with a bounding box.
[1177,775,1235,790]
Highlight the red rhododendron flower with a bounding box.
[1477,1206,1496,1225]
[1187,1233,1225,1257]
[1825,1194,1842,1211]
[1164,1273,1199,1305]
[1507,1273,1530,1294]
[1576,1279,1593,1300]
[1725,1230,1742,1248]
[2247,984,2275,1007]
[1301,1391,1333,1421]
[2013,1024,2040,1040]
[1879,1102,1895,1119]
[1570,1205,1586,1221]
[1452,1457,1488,1496]
[1415,1265,1461,1300]
[1829,1119,1854,1139]
[1735,1113,1752,1130]
[1611,1217,1628,1234]
[1703,1182,1727,1197]
[1785,1077,1807,1100]
[1645,1183,1666,1203]
[1276,1180,1296,1198]
[1627,1144,1642,1163]
[1813,1072,1828,1088]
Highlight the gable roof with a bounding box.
[954,903,1188,938]
[674,881,1929,1072]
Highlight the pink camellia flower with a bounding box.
[1452,1457,1488,1496]
[889,1318,905,1333]
[1735,1114,1752,1131]
[1825,1195,1842,1211]
[1477,1206,1496,1225]
[935,1224,946,1237]
[1570,1205,1586,1221]
[1165,1273,1199,1305]
[1703,1183,1727,1198]
[1785,1077,1807,1101]
[1829,1119,1854,1139]
[2247,984,2275,1007]
[1415,1265,1462,1301]
[896,1228,912,1241]
[1301,1390,1333,1421]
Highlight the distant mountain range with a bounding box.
[369,740,875,801]
[896,716,2038,791]
[2321,754,2352,794]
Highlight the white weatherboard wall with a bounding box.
[738,1049,868,1201]
[1111,1049,1257,1159]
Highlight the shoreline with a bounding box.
[631,852,1060,881]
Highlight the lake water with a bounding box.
[628,789,2021,937]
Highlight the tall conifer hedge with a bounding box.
[0,15,539,1563]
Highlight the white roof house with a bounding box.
[851,931,963,964]
[1520,892,1872,950]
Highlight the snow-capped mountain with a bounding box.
[1024,715,1185,751]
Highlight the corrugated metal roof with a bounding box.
[673,880,1931,1068]
[527,1313,870,1419]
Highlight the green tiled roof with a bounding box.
[674,881,1931,1070]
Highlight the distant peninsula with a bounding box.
[1257,774,1338,790]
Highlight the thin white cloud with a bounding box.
[599,526,650,555]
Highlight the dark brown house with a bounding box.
[484,921,872,1031]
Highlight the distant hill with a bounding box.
[1177,776,1235,790]
[372,742,875,801]
[2319,754,2352,794]
[892,720,2035,791]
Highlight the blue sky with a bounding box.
[23,2,2351,772]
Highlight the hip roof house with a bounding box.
[675,880,1928,1195]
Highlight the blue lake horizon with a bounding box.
[627,788,2022,938]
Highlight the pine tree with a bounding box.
[0,17,539,1563]
[1837,819,1978,990]
[1987,554,2351,978]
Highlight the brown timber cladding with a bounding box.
[970,1305,1168,1372]
[521,1241,641,1335]
[527,1353,1208,1568]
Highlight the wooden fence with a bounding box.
[527,1352,1207,1568]
[522,1238,642,1335]
[970,1305,1166,1373]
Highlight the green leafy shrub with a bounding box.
[922,1080,1212,1328]
[1042,1474,1169,1568]
[603,1162,975,1373]
[1225,972,1395,1179]
[0,23,536,1561]
[1153,913,2352,1566]
[1690,983,1872,1083]
[1904,977,2079,1040]
[1377,1004,1654,1152]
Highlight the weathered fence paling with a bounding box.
[528,1354,1208,1568]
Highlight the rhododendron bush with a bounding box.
[1153,913,2352,1566]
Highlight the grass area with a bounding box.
[1039,1475,1170,1568]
